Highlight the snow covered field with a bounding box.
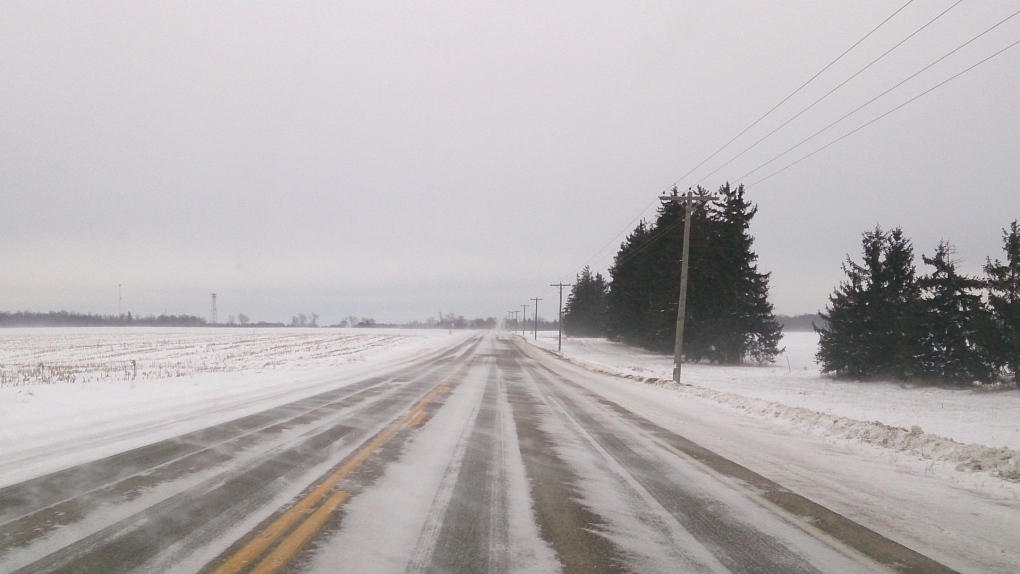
[0,328,469,487]
[3,330,1018,572]
[0,328,419,386]
[526,331,1020,485]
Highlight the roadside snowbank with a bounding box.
[524,331,1020,483]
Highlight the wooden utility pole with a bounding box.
[520,304,528,337]
[530,297,542,340]
[659,189,712,382]
[550,282,572,352]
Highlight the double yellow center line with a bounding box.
[212,355,474,574]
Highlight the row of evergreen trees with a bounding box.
[817,222,1020,385]
[563,183,783,364]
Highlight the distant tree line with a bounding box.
[563,183,783,364]
[0,311,299,328]
[506,317,559,332]
[290,313,320,327]
[0,311,207,327]
[330,314,498,329]
[817,222,1020,385]
[776,314,825,332]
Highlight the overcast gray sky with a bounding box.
[2,1,1018,324]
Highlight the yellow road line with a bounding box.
[249,490,350,574]
[407,410,428,428]
[211,356,474,574]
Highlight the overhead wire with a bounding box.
[734,7,1020,183]
[548,0,917,289]
[668,0,916,190]
[552,196,661,285]
[746,34,1020,189]
[693,0,964,187]
[539,1,1005,305]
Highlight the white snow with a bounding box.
[5,328,1019,572]
[0,327,469,487]
[517,332,1020,573]
[525,331,1020,483]
[306,347,559,574]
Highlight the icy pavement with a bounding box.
[520,334,1020,573]
[2,333,1017,573]
[0,328,469,487]
[525,330,1020,484]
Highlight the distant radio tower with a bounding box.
[118,284,122,316]
[210,293,218,324]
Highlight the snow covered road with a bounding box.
[0,333,993,573]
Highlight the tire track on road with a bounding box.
[513,337,958,574]
[4,337,483,574]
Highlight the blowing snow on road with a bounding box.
[4,331,1011,573]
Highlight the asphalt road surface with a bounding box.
[0,334,957,573]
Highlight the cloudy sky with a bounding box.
[2,1,1018,324]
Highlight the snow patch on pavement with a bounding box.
[306,352,558,574]
[0,328,469,487]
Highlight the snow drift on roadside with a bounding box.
[524,332,1020,483]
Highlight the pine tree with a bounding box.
[817,228,883,378]
[712,183,783,364]
[606,183,781,364]
[605,220,654,345]
[563,267,609,337]
[817,226,923,379]
[877,227,924,379]
[984,221,1020,384]
[917,241,993,383]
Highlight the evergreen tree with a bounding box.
[817,228,883,378]
[817,226,923,379]
[562,266,609,337]
[605,220,655,345]
[712,183,783,364]
[876,227,924,379]
[607,186,714,353]
[984,221,1020,384]
[605,183,781,364]
[917,241,993,383]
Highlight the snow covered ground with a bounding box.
[525,331,1020,485]
[3,330,1018,572]
[0,327,421,385]
[0,327,469,487]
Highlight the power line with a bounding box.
[547,0,994,300]
[555,195,661,284]
[551,282,572,352]
[551,1,915,287]
[747,35,1020,189]
[669,0,915,190]
[694,0,964,187]
[600,196,718,272]
[735,8,1020,183]
[658,191,713,382]
[530,297,543,340]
